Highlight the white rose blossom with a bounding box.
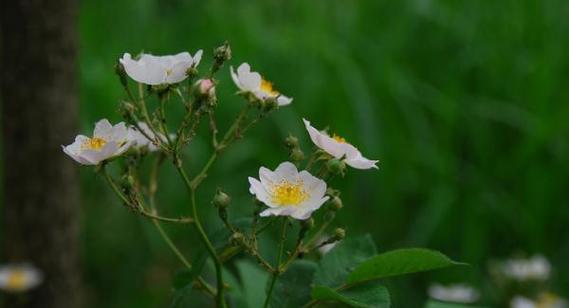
[119,51,203,85]
[127,122,168,152]
[502,255,551,281]
[303,118,378,170]
[0,264,43,293]
[428,283,480,304]
[63,119,131,165]
[248,161,329,220]
[230,63,292,106]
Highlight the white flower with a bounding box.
[119,51,203,85]
[63,119,131,165]
[303,118,378,170]
[230,63,292,106]
[0,264,42,293]
[428,283,480,304]
[502,255,551,281]
[511,296,537,308]
[127,122,167,152]
[248,162,329,220]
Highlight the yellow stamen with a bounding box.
[82,137,107,151]
[332,134,346,143]
[260,79,279,97]
[5,270,27,291]
[271,180,309,206]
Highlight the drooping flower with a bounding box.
[428,283,480,304]
[127,122,167,152]
[119,51,203,85]
[230,63,292,106]
[303,118,378,170]
[0,264,42,293]
[63,119,131,165]
[248,162,328,220]
[501,255,551,282]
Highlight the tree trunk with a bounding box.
[0,0,82,307]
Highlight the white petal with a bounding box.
[277,95,293,106]
[192,50,203,66]
[166,61,191,84]
[94,119,113,139]
[272,161,299,183]
[346,156,379,170]
[230,66,242,90]
[248,177,274,206]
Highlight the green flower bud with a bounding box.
[330,196,343,211]
[290,148,305,162]
[212,189,231,209]
[230,232,244,246]
[214,41,232,63]
[334,228,346,241]
[115,62,127,87]
[284,135,299,149]
[326,158,346,176]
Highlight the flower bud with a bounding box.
[333,228,346,241]
[326,158,346,176]
[290,148,305,162]
[284,135,299,149]
[214,41,232,63]
[230,232,244,246]
[194,79,217,106]
[212,189,231,209]
[115,62,127,87]
[330,196,343,211]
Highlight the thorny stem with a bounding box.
[263,218,288,308]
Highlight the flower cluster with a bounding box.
[62,42,381,307]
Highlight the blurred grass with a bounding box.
[79,0,569,306]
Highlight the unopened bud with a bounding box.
[284,135,299,149]
[333,228,346,241]
[115,62,127,87]
[214,41,232,63]
[212,189,231,209]
[230,232,244,246]
[326,158,346,176]
[194,79,217,107]
[290,148,305,162]
[330,196,343,211]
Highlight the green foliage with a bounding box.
[312,282,390,308]
[314,234,377,287]
[424,300,488,308]
[236,260,270,308]
[347,248,464,284]
[270,260,318,308]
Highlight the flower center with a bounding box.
[271,180,309,206]
[82,137,107,151]
[5,270,27,291]
[260,79,279,97]
[332,134,346,143]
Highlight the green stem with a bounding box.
[263,218,288,308]
[177,165,227,308]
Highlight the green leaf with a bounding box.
[271,260,318,308]
[314,234,377,287]
[424,300,488,308]
[312,282,390,308]
[347,248,464,284]
[170,286,211,308]
[236,260,270,308]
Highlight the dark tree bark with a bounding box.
[0,0,82,307]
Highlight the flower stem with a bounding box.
[263,218,288,308]
[176,165,227,308]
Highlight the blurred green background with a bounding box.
[79,0,569,306]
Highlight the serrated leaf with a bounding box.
[271,260,318,308]
[314,234,377,287]
[347,248,464,284]
[312,282,390,308]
